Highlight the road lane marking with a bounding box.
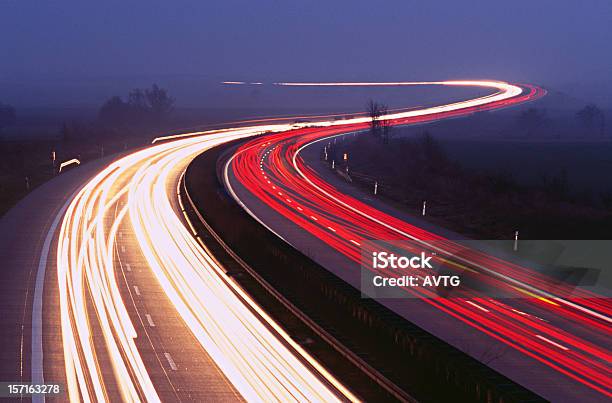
[327,226,336,232]
[164,353,178,371]
[32,189,76,402]
[125,263,131,272]
[535,334,569,351]
[310,216,318,221]
[349,239,360,246]
[145,314,155,327]
[466,300,490,313]
[120,245,126,253]
[133,286,141,296]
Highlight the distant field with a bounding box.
[440,139,612,194]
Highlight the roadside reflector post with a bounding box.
[514,230,519,251]
[422,200,427,216]
[332,160,335,169]
[374,181,378,195]
[25,176,30,191]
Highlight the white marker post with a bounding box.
[25,176,30,191]
[374,181,378,195]
[422,200,427,216]
[332,160,335,169]
[324,146,328,161]
[514,230,519,251]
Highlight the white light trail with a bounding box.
[54,80,524,401]
[56,126,350,402]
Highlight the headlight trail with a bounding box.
[226,81,612,398]
[56,125,356,401]
[54,79,610,401]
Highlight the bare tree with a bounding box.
[576,104,605,137]
[367,99,382,136]
[379,104,393,143]
[0,102,16,134]
[367,99,389,141]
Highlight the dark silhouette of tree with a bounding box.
[0,102,17,134]
[98,96,131,127]
[367,99,390,141]
[517,108,546,136]
[367,99,382,136]
[379,104,393,144]
[145,84,174,121]
[98,84,174,128]
[576,104,605,136]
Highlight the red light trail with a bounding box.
[227,81,612,397]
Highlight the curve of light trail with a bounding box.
[226,82,612,398]
[54,80,560,401]
[55,127,356,402]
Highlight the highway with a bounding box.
[52,127,358,401]
[3,79,604,402]
[224,82,611,401]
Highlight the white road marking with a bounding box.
[32,192,75,402]
[535,334,569,351]
[125,263,131,272]
[120,245,126,253]
[466,300,490,313]
[133,286,141,296]
[164,353,178,371]
[327,226,336,232]
[349,239,360,246]
[145,314,155,327]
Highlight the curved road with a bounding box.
[224,82,611,401]
[3,80,594,402]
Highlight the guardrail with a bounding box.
[180,162,414,402]
[180,140,544,403]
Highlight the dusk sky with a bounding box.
[1,0,611,107]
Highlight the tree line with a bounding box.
[98,84,175,128]
[517,104,606,137]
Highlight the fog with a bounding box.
[1,0,611,109]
